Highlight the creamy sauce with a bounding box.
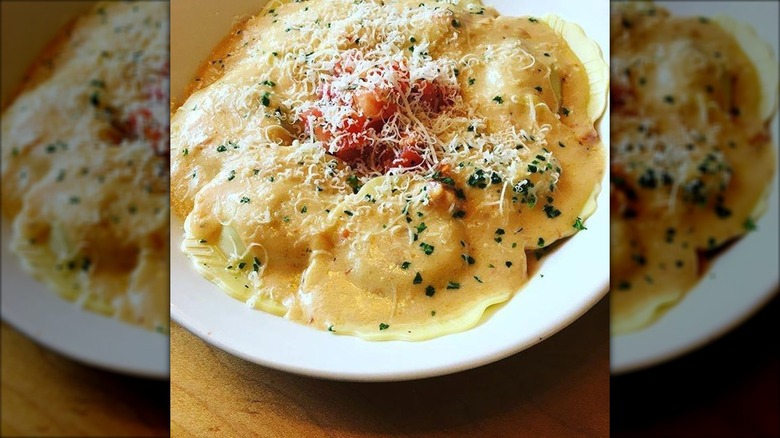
[172,0,605,339]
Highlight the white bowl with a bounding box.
[170,0,611,381]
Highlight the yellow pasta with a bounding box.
[172,0,607,339]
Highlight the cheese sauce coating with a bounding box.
[172,0,606,339]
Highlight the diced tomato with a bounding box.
[332,131,370,163]
[334,50,361,75]
[393,148,424,168]
[301,51,454,172]
[354,89,398,120]
[390,61,411,94]
[126,108,167,155]
[300,108,331,142]
[412,79,451,113]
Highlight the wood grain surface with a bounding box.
[171,296,609,438]
[0,321,169,437]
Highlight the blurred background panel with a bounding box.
[1,1,170,436]
[612,296,779,437]
[1,1,95,106]
[611,1,779,436]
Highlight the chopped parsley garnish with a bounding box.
[425,285,436,297]
[492,95,504,104]
[468,78,475,86]
[714,204,732,218]
[227,170,236,181]
[505,261,513,268]
[89,92,100,107]
[238,262,246,270]
[261,92,271,107]
[452,210,466,218]
[253,257,262,272]
[416,222,427,234]
[240,196,251,204]
[462,254,475,265]
[420,242,435,255]
[328,325,335,332]
[474,276,483,283]
[183,148,189,156]
[261,80,276,87]
[467,169,488,188]
[543,204,561,218]
[346,174,362,193]
[446,282,460,290]
[216,145,227,152]
[744,218,757,231]
[534,86,542,92]
[401,261,411,270]
[617,281,631,290]
[528,17,538,22]
[451,19,461,28]
[431,171,455,186]
[379,323,389,330]
[573,217,587,230]
[413,272,423,284]
[561,107,570,116]
[537,237,545,247]
[637,168,657,188]
[343,210,354,216]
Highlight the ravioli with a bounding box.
[1,2,170,332]
[172,0,607,340]
[611,3,778,334]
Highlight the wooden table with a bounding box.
[0,321,169,437]
[171,296,610,437]
[612,293,780,437]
